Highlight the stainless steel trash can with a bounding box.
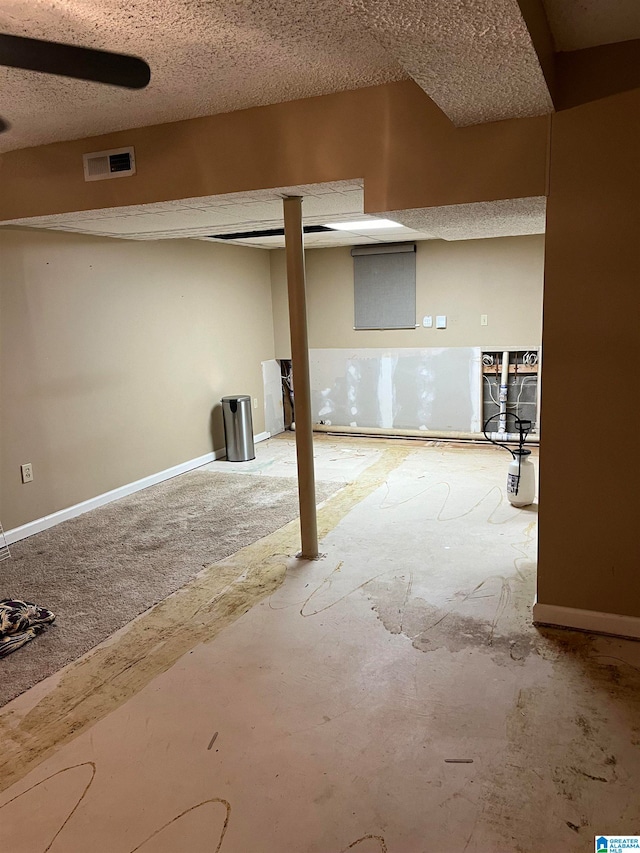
[221,395,255,462]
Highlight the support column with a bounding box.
[283,196,318,559]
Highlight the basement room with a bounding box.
[0,2,638,851]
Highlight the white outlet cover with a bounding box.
[422,315,433,328]
[436,315,447,329]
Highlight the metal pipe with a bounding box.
[283,196,318,560]
[499,350,510,433]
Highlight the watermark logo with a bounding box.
[596,838,640,852]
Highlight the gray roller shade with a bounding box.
[352,243,416,330]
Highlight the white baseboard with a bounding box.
[533,600,640,640]
[5,432,271,545]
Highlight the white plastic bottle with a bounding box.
[507,450,535,507]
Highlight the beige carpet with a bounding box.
[0,470,344,706]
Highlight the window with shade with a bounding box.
[352,243,417,330]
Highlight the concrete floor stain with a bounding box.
[365,573,538,664]
[478,635,640,844]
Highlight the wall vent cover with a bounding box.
[83,146,136,182]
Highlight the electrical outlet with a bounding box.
[253,397,258,409]
[21,463,33,483]
[481,314,488,326]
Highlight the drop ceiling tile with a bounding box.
[64,216,169,235]
[318,180,364,193]
[347,226,408,237]
[301,196,363,218]
[304,232,379,247]
[236,235,286,246]
[155,209,234,226]
[231,201,284,219]
[309,198,366,218]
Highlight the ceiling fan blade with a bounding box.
[0,33,150,89]
[0,116,9,133]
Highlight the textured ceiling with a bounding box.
[0,0,561,154]
[1,0,637,152]
[385,197,547,241]
[0,0,405,153]
[345,0,553,125]
[542,0,640,51]
[3,181,546,246]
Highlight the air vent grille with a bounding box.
[86,155,109,177]
[83,146,136,182]
[109,152,132,173]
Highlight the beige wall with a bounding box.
[271,235,544,357]
[538,88,640,618]
[0,230,274,530]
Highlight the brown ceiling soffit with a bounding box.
[554,40,640,111]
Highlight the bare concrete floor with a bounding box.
[1,435,639,852]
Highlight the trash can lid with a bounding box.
[221,395,252,402]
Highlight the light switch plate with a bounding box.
[422,315,433,328]
[436,315,447,329]
[481,314,488,326]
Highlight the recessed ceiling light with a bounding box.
[324,218,403,231]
